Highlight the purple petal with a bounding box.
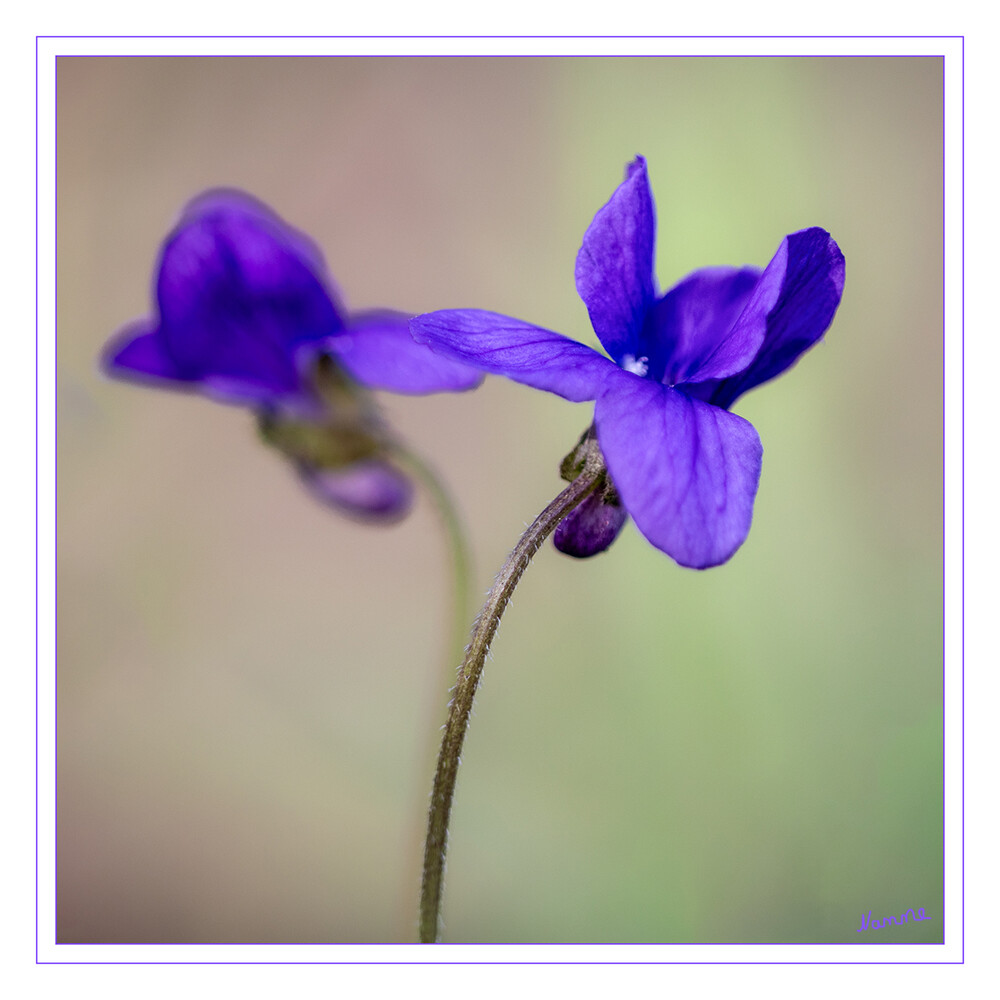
[151,189,345,400]
[553,491,628,558]
[328,310,483,394]
[640,259,783,386]
[575,156,657,363]
[178,190,336,287]
[686,228,845,410]
[595,370,762,568]
[101,320,192,384]
[297,459,413,522]
[409,310,616,403]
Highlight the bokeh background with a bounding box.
[56,56,943,944]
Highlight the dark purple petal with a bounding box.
[574,156,657,363]
[595,370,762,568]
[686,228,845,410]
[553,491,628,558]
[101,320,192,384]
[409,310,616,402]
[178,190,335,283]
[150,189,346,400]
[297,459,413,522]
[102,325,325,412]
[639,260,782,386]
[328,309,483,394]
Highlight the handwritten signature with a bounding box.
[857,906,931,932]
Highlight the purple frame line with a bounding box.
[35,32,41,969]
[43,55,958,63]
[42,52,957,60]
[38,39,960,964]
[35,33,964,39]
[36,960,963,967]
[959,32,966,965]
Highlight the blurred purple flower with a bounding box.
[102,189,481,521]
[410,156,845,567]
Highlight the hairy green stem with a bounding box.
[419,455,604,943]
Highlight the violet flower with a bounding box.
[410,156,844,567]
[102,189,481,521]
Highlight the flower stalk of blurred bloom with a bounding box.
[102,189,481,521]
[101,193,485,869]
[411,156,845,941]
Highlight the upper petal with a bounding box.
[574,156,657,363]
[638,267,757,384]
[686,228,845,410]
[152,189,346,399]
[409,309,617,402]
[595,370,762,568]
[329,310,483,394]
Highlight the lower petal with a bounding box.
[297,459,413,522]
[595,371,762,568]
[331,310,484,394]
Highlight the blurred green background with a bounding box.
[56,56,943,944]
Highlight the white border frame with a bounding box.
[35,34,964,966]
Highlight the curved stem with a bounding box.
[419,460,604,943]
[388,442,474,680]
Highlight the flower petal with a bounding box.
[328,310,483,394]
[297,459,413,522]
[153,189,345,399]
[101,320,192,384]
[595,370,762,568]
[574,156,657,363]
[409,310,616,402]
[640,259,783,386]
[177,189,335,286]
[102,320,328,410]
[686,228,845,410]
[553,491,628,558]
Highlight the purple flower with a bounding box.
[410,157,845,567]
[103,189,481,521]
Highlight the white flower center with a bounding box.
[621,354,649,377]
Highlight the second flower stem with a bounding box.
[419,449,605,943]
[387,441,474,679]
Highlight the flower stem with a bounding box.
[387,442,474,680]
[419,450,605,943]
